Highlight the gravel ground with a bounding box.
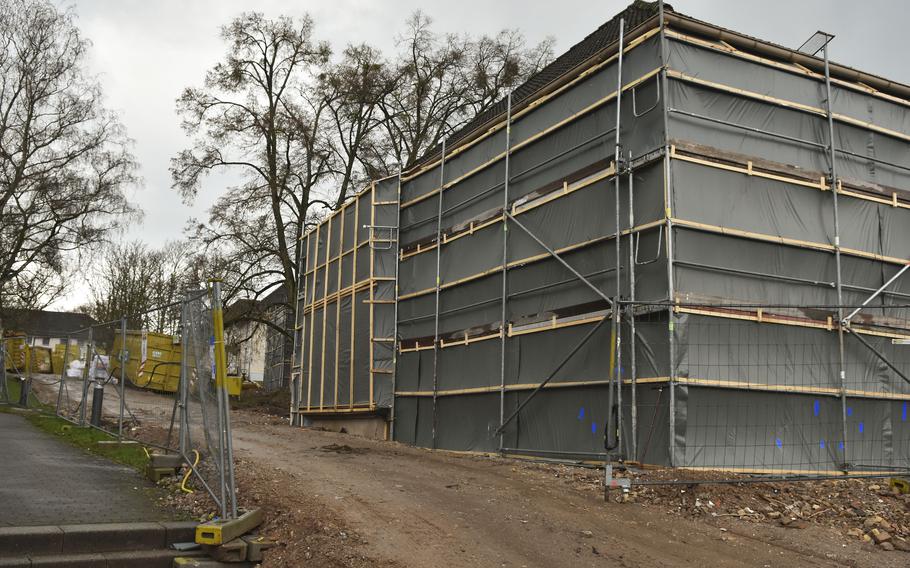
[29,376,910,567]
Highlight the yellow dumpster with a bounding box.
[51,343,80,375]
[3,337,52,374]
[112,330,182,393]
[30,346,53,373]
[4,335,26,372]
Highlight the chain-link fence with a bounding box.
[0,283,238,519]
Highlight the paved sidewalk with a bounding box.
[0,411,176,526]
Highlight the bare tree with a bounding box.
[463,29,555,118]
[380,12,554,168]
[0,0,138,312]
[174,10,553,339]
[85,241,196,333]
[320,44,398,206]
[172,12,331,315]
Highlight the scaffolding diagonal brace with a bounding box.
[494,316,609,437]
[503,211,614,308]
[843,264,910,325]
[845,328,910,387]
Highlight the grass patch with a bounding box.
[2,375,22,404]
[1,375,54,411]
[23,412,150,470]
[3,377,148,471]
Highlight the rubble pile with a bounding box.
[626,471,910,552]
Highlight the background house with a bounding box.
[224,299,267,384]
[224,286,294,391]
[1,309,95,348]
[262,285,294,393]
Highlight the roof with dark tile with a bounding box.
[415,0,666,168]
[1,309,96,336]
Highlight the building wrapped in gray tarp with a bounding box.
[293,1,910,474]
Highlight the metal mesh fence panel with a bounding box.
[180,289,233,515]
[618,302,910,487]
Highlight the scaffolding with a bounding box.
[292,1,910,476]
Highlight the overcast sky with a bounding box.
[56,0,910,309]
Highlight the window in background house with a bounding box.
[41,337,50,346]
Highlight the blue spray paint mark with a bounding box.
[813,400,820,417]
[858,422,864,434]
[847,407,853,417]
[839,441,845,451]
[577,407,585,420]
[591,422,598,434]
[820,440,826,449]
[903,402,907,422]
[775,438,783,449]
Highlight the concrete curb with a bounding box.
[0,521,198,557]
[0,527,63,557]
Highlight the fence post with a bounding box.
[211,280,238,519]
[55,335,71,415]
[0,324,7,403]
[178,295,189,456]
[80,326,93,426]
[17,342,30,407]
[118,317,127,440]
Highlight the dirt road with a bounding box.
[33,376,903,567]
[228,414,904,568]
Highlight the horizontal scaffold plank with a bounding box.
[395,375,910,402]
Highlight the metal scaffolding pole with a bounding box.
[626,150,638,460]
[431,140,446,449]
[389,166,403,441]
[821,36,850,471]
[658,0,679,467]
[499,92,512,452]
[290,232,306,426]
[610,17,625,458]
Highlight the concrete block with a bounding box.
[241,535,276,562]
[202,538,246,563]
[146,466,178,482]
[160,521,198,546]
[60,522,165,553]
[149,454,183,469]
[0,525,64,556]
[195,509,262,546]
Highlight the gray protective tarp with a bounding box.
[295,17,910,471]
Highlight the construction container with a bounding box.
[3,335,26,372]
[112,330,182,393]
[3,339,52,374]
[51,343,81,375]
